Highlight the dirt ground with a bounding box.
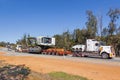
[0,52,120,80]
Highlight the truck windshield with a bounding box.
[42,37,52,44]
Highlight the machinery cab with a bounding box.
[27,36,55,46]
[27,36,55,53]
[36,36,55,46]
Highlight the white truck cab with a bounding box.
[72,39,115,59]
[16,45,22,52]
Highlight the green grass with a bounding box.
[48,72,88,80]
[27,71,89,80]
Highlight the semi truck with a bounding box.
[72,39,115,59]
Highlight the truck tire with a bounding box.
[101,53,109,59]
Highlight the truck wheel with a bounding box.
[101,53,109,59]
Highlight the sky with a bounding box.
[0,0,120,43]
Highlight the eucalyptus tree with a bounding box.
[107,8,120,35]
[86,10,97,38]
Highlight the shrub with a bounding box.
[0,64,30,80]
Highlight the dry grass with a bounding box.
[27,71,53,80]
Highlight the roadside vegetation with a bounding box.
[0,60,88,80]
[48,72,88,80]
[0,60,30,80]
[27,71,89,80]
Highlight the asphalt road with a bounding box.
[0,48,120,66]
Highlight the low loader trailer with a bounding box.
[26,36,71,55]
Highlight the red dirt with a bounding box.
[0,52,120,80]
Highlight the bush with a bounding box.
[0,64,30,80]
